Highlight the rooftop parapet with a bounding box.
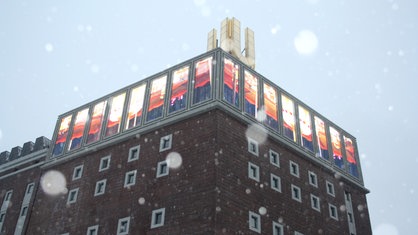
[0,136,50,166]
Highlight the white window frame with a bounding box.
[151,208,166,229]
[291,184,302,202]
[117,216,130,235]
[270,173,282,193]
[4,191,13,201]
[26,183,34,195]
[159,134,172,152]
[99,155,111,172]
[156,161,169,178]
[20,206,28,217]
[269,149,280,167]
[128,145,140,162]
[72,164,84,180]
[289,160,299,177]
[248,162,260,182]
[124,170,137,187]
[272,221,284,235]
[308,171,318,187]
[0,212,5,223]
[86,225,99,235]
[310,194,321,212]
[329,203,339,220]
[326,181,335,197]
[67,188,79,204]
[247,137,259,156]
[94,179,107,196]
[248,211,261,233]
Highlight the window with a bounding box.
[269,149,280,167]
[146,75,167,122]
[94,179,107,196]
[125,83,146,130]
[244,70,258,117]
[299,105,313,151]
[330,126,344,169]
[156,161,169,178]
[282,94,296,142]
[86,225,99,235]
[308,171,318,187]
[124,170,137,187]
[73,165,84,180]
[263,83,279,130]
[0,213,5,223]
[68,108,89,151]
[4,191,12,201]
[151,208,166,229]
[289,161,299,177]
[247,138,259,156]
[248,162,260,182]
[248,211,261,233]
[270,174,282,193]
[348,212,354,223]
[169,66,189,113]
[329,204,338,220]
[159,134,172,152]
[67,188,79,204]
[20,206,28,217]
[105,93,126,137]
[291,184,302,202]
[314,116,329,160]
[117,217,130,235]
[86,101,107,145]
[99,155,111,171]
[310,194,321,212]
[52,114,72,156]
[223,58,240,108]
[272,221,284,235]
[326,181,335,197]
[193,57,212,104]
[128,145,140,162]
[26,183,34,194]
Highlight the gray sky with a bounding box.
[1,0,417,234]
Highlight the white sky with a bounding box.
[0,0,417,234]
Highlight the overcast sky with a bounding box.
[0,0,417,234]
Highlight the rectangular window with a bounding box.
[20,206,28,217]
[147,75,167,122]
[308,171,318,187]
[291,184,302,202]
[249,211,261,233]
[125,84,146,129]
[52,114,72,156]
[263,83,278,130]
[326,181,335,197]
[99,155,111,171]
[282,94,296,142]
[4,191,12,201]
[169,66,189,113]
[72,165,84,180]
[0,212,5,223]
[94,179,107,196]
[247,138,259,156]
[344,136,359,177]
[269,149,280,167]
[86,225,99,235]
[299,106,313,151]
[124,170,137,187]
[290,161,299,178]
[329,204,338,220]
[159,134,173,152]
[311,194,321,212]
[26,183,34,194]
[244,70,258,117]
[314,116,329,160]
[117,217,130,235]
[68,108,89,151]
[67,188,79,204]
[330,126,344,169]
[223,58,240,108]
[105,93,126,137]
[128,145,140,162]
[86,101,107,144]
[272,221,284,235]
[193,57,212,104]
[151,208,166,229]
[157,161,169,178]
[270,174,282,193]
[248,162,260,182]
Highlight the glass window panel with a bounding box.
[314,116,329,160]
[330,126,344,168]
[125,84,146,130]
[263,83,278,130]
[169,66,189,113]
[223,58,240,108]
[299,106,313,151]
[86,101,107,144]
[244,70,258,117]
[193,57,212,104]
[68,108,89,151]
[147,75,167,121]
[281,95,296,142]
[105,93,126,137]
[53,115,72,156]
[344,136,359,177]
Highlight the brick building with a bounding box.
[0,18,372,234]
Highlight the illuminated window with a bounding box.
[270,174,282,193]
[53,114,72,156]
[282,94,296,142]
[272,222,284,235]
[344,136,359,177]
[314,116,329,160]
[308,171,318,187]
[87,225,99,235]
[326,181,335,197]
[117,217,130,235]
[126,84,146,130]
[263,83,278,130]
[124,170,137,187]
[105,93,126,137]
[99,155,111,171]
[290,161,299,177]
[73,165,84,180]
[248,162,260,182]
[248,138,259,156]
[151,208,166,229]
[244,70,258,117]
[169,66,189,113]
[193,57,212,104]
[128,145,140,162]
[329,204,338,220]
[68,108,89,151]
[330,127,344,169]
[223,58,240,108]
[94,179,107,196]
[311,194,321,212]
[291,184,302,202]
[299,106,313,151]
[269,149,280,167]
[249,211,261,233]
[147,75,167,122]
[159,134,172,152]
[86,101,107,144]
[67,188,79,204]
[156,161,169,178]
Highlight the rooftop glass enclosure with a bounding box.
[50,48,362,183]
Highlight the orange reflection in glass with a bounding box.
[105,93,126,137]
[126,84,146,129]
[68,108,89,151]
[86,101,106,144]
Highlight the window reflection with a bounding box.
[126,84,146,129]
[68,108,89,151]
[53,115,72,156]
[86,101,107,144]
[344,136,358,177]
[169,66,189,113]
[105,93,126,137]
[193,57,212,104]
[147,75,167,121]
[244,70,258,117]
[299,106,313,151]
[282,95,296,142]
[263,83,278,130]
[314,116,329,159]
[223,58,240,108]
[330,126,344,168]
